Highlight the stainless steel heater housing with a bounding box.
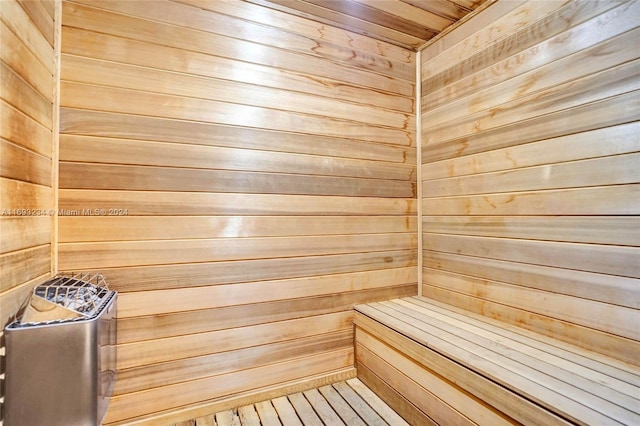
[4,273,117,426]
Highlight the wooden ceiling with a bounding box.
[247,0,488,49]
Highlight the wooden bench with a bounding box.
[354,296,640,425]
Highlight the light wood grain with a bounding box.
[59,215,416,242]
[1,138,52,186]
[68,0,414,81]
[62,1,414,93]
[58,189,416,216]
[423,122,640,181]
[175,0,414,64]
[61,28,413,114]
[59,134,415,180]
[59,109,415,163]
[423,251,639,309]
[117,311,352,370]
[271,397,303,426]
[105,348,353,424]
[423,233,640,278]
[116,285,415,345]
[117,267,416,318]
[0,216,51,254]
[61,55,412,129]
[60,82,413,146]
[59,233,415,269]
[0,0,54,73]
[346,378,409,426]
[423,216,640,247]
[0,101,52,157]
[1,61,52,128]
[1,21,53,101]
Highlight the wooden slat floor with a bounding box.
[174,379,408,426]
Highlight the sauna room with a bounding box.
[1,0,639,424]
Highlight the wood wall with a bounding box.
[0,0,59,420]
[56,0,417,423]
[421,0,640,365]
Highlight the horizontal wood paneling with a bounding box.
[0,0,58,419]
[420,0,640,364]
[57,0,417,422]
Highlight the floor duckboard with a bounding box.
[173,379,408,426]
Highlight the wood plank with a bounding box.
[116,311,352,369]
[0,101,51,157]
[356,362,436,426]
[1,21,53,101]
[331,381,385,426]
[403,297,640,394]
[424,152,640,198]
[421,0,524,62]
[423,59,640,147]
[116,285,415,345]
[193,414,215,426]
[423,233,640,278]
[423,216,640,247]
[175,0,414,65]
[59,162,413,197]
[0,0,54,73]
[68,0,414,81]
[17,0,54,45]
[422,184,640,216]
[1,139,52,186]
[244,0,424,49]
[59,134,415,181]
[1,61,52,128]
[215,410,239,426]
[0,178,51,210]
[59,215,416,242]
[238,405,261,426]
[356,330,511,426]
[117,267,416,318]
[61,2,414,92]
[422,285,640,367]
[0,244,50,293]
[58,189,416,216]
[376,299,640,423]
[255,401,282,426]
[423,251,639,309]
[91,252,416,294]
[58,233,415,270]
[423,1,639,108]
[104,369,356,426]
[422,89,640,163]
[351,0,454,31]
[61,55,412,130]
[423,122,640,181]
[317,385,366,426]
[0,216,51,254]
[106,349,354,425]
[271,397,303,426]
[346,378,409,426]
[423,24,640,119]
[60,28,413,114]
[58,109,414,163]
[115,331,352,395]
[355,312,570,425]
[422,0,572,79]
[286,393,323,426]
[302,388,346,425]
[59,83,413,146]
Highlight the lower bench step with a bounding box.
[355,296,640,426]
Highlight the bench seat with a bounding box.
[354,296,640,425]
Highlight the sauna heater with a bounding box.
[4,273,117,426]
